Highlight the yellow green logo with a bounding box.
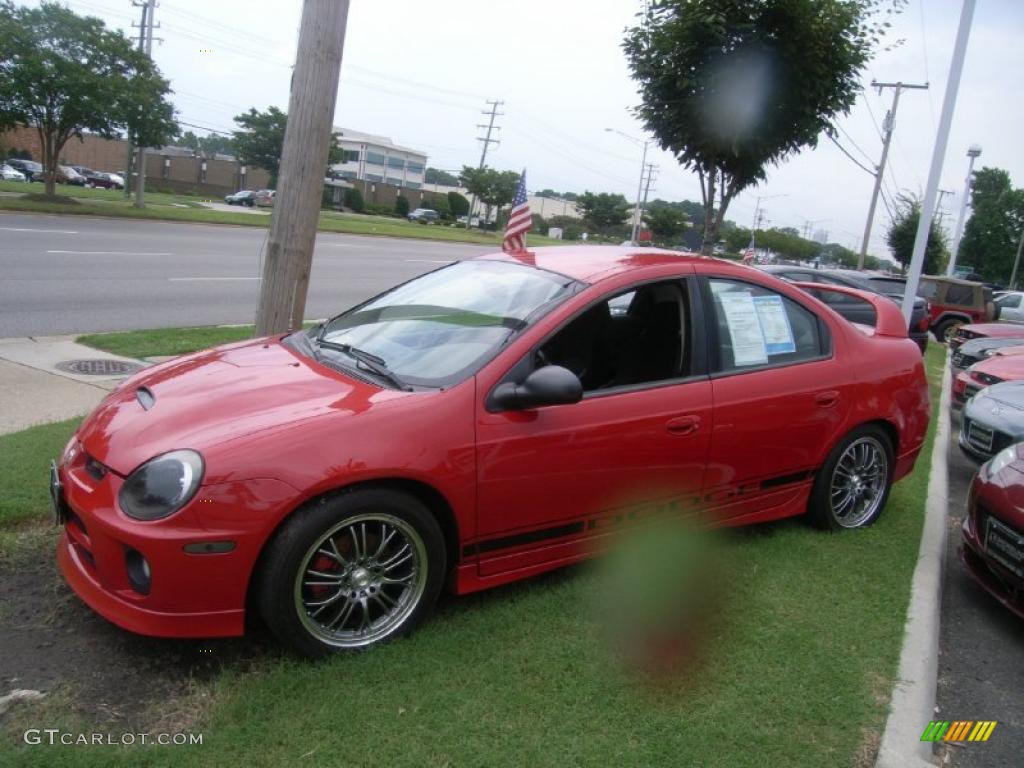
[921,721,997,742]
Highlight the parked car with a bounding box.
[0,163,26,181]
[56,165,86,186]
[949,322,1024,355]
[869,275,999,343]
[70,167,119,189]
[952,353,1024,409]
[5,158,43,182]
[104,172,125,189]
[950,332,1024,372]
[995,291,1024,324]
[408,208,440,224]
[960,381,1024,462]
[762,265,930,353]
[253,189,275,208]
[961,444,1024,619]
[52,247,929,657]
[225,189,257,206]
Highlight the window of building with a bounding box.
[537,281,689,392]
[365,152,386,166]
[364,173,383,182]
[386,177,403,187]
[387,156,405,169]
[337,170,357,180]
[404,181,421,190]
[708,278,827,372]
[341,149,360,164]
[406,161,424,174]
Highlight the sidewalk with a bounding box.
[0,336,143,435]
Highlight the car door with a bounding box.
[473,277,713,576]
[998,293,1024,323]
[700,274,854,523]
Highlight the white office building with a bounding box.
[330,127,428,190]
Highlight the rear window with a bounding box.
[915,280,938,300]
[945,283,974,306]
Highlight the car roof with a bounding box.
[478,245,708,283]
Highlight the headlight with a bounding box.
[983,348,999,357]
[985,445,1019,479]
[119,450,204,521]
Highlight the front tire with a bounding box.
[934,318,964,344]
[809,425,894,530]
[258,488,446,658]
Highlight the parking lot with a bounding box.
[936,403,1024,766]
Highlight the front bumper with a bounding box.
[54,448,298,638]
[960,511,1024,620]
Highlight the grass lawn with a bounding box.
[0,180,560,247]
[0,345,944,767]
[78,325,265,359]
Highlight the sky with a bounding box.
[28,0,1024,260]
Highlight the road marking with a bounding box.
[47,250,172,256]
[405,259,454,264]
[168,277,260,281]
[1,227,78,234]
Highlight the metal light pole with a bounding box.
[946,144,982,276]
[900,0,977,325]
[605,128,650,243]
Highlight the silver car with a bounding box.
[960,381,1024,462]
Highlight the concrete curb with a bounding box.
[875,352,952,768]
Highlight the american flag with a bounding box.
[502,169,531,253]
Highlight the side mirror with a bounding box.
[491,365,583,411]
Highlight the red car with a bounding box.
[52,247,930,657]
[962,445,1024,619]
[952,353,1024,409]
[949,322,1024,352]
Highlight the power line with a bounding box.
[836,123,876,166]
[826,133,876,176]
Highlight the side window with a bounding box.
[708,278,827,372]
[999,293,1022,309]
[916,280,938,301]
[945,283,974,306]
[538,281,689,392]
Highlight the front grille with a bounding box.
[965,418,994,454]
[953,352,978,368]
[981,506,1024,578]
[964,383,981,400]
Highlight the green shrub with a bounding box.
[344,187,365,213]
[394,195,410,216]
[447,191,469,217]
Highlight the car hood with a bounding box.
[77,338,403,476]
[959,337,1024,357]
[971,355,1024,380]
[962,323,1024,339]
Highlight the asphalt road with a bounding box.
[0,212,493,337]
[935,407,1024,767]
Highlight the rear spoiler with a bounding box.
[791,281,908,338]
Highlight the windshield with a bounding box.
[315,260,577,387]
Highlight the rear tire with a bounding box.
[809,425,894,531]
[934,318,964,344]
[258,488,446,658]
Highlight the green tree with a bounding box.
[644,206,688,243]
[447,190,469,218]
[343,186,364,213]
[422,192,451,219]
[233,106,340,186]
[577,192,631,236]
[174,130,234,156]
[548,215,584,241]
[394,195,410,216]
[624,0,900,254]
[887,194,948,275]
[958,167,1024,283]
[458,166,519,226]
[425,167,460,186]
[0,1,177,196]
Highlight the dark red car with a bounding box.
[949,322,1024,352]
[53,247,930,657]
[962,444,1024,619]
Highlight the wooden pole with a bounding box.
[254,0,349,336]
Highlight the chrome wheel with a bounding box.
[294,513,427,649]
[943,321,964,343]
[829,436,888,528]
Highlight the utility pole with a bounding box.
[132,0,157,209]
[856,80,929,270]
[254,0,350,336]
[935,189,955,230]
[123,0,150,199]
[946,144,982,276]
[465,99,503,229]
[1009,228,1024,289]
[900,0,976,325]
[638,163,657,239]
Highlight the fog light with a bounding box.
[125,548,151,595]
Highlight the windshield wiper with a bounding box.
[315,339,412,391]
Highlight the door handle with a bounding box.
[815,390,840,408]
[666,415,701,436]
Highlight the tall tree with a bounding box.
[644,206,688,243]
[458,166,519,226]
[0,1,177,197]
[577,192,631,235]
[234,106,340,185]
[624,0,901,254]
[425,167,459,186]
[887,194,948,275]
[958,167,1024,283]
[174,130,235,156]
